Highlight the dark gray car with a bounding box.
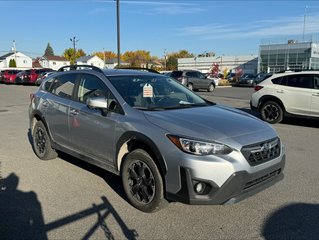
[29,66,285,212]
[169,70,216,92]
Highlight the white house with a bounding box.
[105,58,129,69]
[40,55,70,71]
[0,51,32,69]
[76,55,105,68]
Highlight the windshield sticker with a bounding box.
[143,84,153,98]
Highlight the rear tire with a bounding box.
[260,101,283,124]
[32,121,57,160]
[208,83,215,92]
[121,149,165,213]
[187,83,193,91]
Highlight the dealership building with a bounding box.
[258,41,319,73]
[178,55,258,74]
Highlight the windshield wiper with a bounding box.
[134,106,166,111]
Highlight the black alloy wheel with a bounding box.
[32,121,57,160]
[122,149,165,213]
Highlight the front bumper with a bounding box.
[166,154,285,205]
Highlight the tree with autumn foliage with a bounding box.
[63,48,86,64]
[93,51,117,61]
[122,50,152,67]
[166,50,194,70]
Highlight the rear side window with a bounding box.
[51,74,77,99]
[40,77,55,91]
[171,71,182,78]
[287,74,313,89]
[272,77,283,85]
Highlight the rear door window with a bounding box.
[287,74,313,89]
[51,74,77,99]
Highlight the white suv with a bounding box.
[251,71,319,123]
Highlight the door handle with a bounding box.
[70,109,79,115]
[312,93,319,97]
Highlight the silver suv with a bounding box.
[29,65,285,212]
[169,70,216,92]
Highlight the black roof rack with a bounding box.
[114,66,160,74]
[58,65,103,73]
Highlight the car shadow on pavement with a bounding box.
[27,129,127,202]
[262,203,319,240]
[57,151,128,202]
[1,171,138,240]
[45,195,138,240]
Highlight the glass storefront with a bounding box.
[258,42,319,73]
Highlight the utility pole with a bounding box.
[164,49,167,71]
[103,48,106,68]
[13,40,17,67]
[116,0,121,68]
[70,36,78,65]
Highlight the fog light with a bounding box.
[194,182,205,194]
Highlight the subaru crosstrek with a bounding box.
[251,71,319,123]
[29,65,285,212]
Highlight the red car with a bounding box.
[3,70,20,83]
[27,68,52,84]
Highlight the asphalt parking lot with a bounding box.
[0,84,319,239]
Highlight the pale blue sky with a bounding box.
[1,0,319,58]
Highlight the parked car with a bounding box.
[206,73,221,86]
[236,74,256,87]
[29,65,285,212]
[3,70,20,84]
[14,70,31,84]
[35,71,56,86]
[169,70,216,92]
[17,68,53,84]
[254,72,273,85]
[251,70,319,123]
[0,70,5,83]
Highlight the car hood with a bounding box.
[143,105,277,148]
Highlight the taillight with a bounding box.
[254,85,264,92]
[30,93,35,102]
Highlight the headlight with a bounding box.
[167,135,232,155]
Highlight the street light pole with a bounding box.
[116,0,121,68]
[70,36,78,65]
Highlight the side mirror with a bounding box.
[87,97,108,109]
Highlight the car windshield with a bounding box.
[108,75,211,110]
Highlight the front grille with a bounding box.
[241,138,281,166]
[244,168,281,190]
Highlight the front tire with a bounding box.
[260,101,283,124]
[32,121,57,160]
[121,149,165,213]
